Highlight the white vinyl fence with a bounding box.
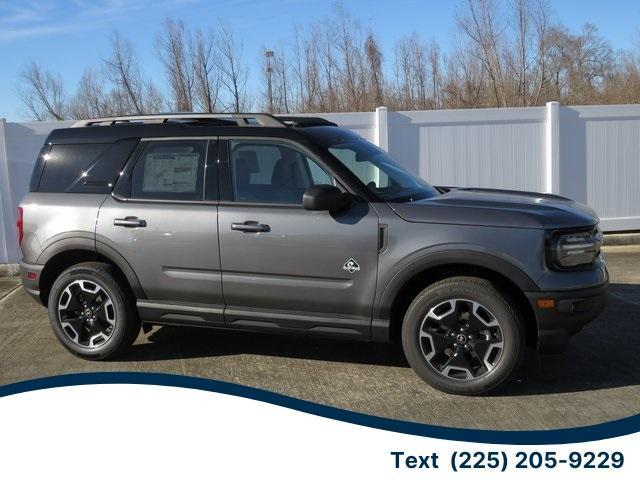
[317,103,640,232]
[1,103,639,264]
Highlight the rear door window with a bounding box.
[130,140,208,201]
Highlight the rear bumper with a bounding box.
[526,282,608,353]
[19,260,44,305]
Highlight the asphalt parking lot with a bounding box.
[1,245,639,430]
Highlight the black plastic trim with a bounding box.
[36,236,96,265]
[526,282,608,353]
[372,249,541,342]
[137,300,225,326]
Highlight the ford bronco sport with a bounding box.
[18,113,608,395]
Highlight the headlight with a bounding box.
[548,227,603,269]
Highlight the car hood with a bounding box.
[388,188,599,230]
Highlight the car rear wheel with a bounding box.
[48,262,140,360]
[401,276,525,395]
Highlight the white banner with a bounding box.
[0,381,637,479]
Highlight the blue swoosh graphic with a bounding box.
[0,372,637,444]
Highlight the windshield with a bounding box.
[304,126,439,202]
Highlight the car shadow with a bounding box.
[119,325,410,368]
[497,283,640,396]
[117,283,640,396]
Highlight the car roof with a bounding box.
[46,113,338,145]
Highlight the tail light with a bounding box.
[16,207,23,245]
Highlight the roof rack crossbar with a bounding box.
[72,113,287,128]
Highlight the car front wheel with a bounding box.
[401,276,525,395]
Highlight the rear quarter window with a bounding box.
[29,145,51,192]
[36,140,137,193]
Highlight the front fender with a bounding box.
[372,245,539,342]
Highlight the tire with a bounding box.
[47,262,140,360]
[401,276,525,395]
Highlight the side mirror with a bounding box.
[302,184,348,212]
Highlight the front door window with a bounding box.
[229,140,333,204]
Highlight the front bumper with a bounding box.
[19,260,44,305]
[526,282,608,353]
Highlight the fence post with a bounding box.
[544,101,560,194]
[0,118,9,264]
[374,106,389,152]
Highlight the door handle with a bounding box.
[231,221,270,233]
[114,216,147,228]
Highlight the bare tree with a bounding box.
[289,24,323,111]
[70,67,111,119]
[18,62,67,120]
[335,5,365,110]
[104,32,161,114]
[444,47,486,108]
[529,0,552,105]
[312,28,331,110]
[605,46,640,104]
[157,19,194,111]
[503,0,552,106]
[192,29,222,112]
[393,35,442,110]
[428,41,443,109]
[215,23,249,112]
[508,0,532,105]
[16,6,640,121]
[304,34,323,110]
[145,82,166,114]
[456,0,509,106]
[103,33,143,114]
[545,24,613,104]
[394,36,414,109]
[412,37,430,108]
[291,25,307,111]
[274,49,291,113]
[260,47,292,113]
[364,33,384,108]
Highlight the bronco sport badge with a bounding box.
[343,258,360,273]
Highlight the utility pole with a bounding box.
[264,50,275,113]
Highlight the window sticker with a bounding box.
[141,153,199,193]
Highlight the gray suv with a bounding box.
[18,113,608,395]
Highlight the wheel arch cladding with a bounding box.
[380,254,538,347]
[38,247,144,306]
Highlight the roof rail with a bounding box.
[276,116,337,127]
[71,113,286,128]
